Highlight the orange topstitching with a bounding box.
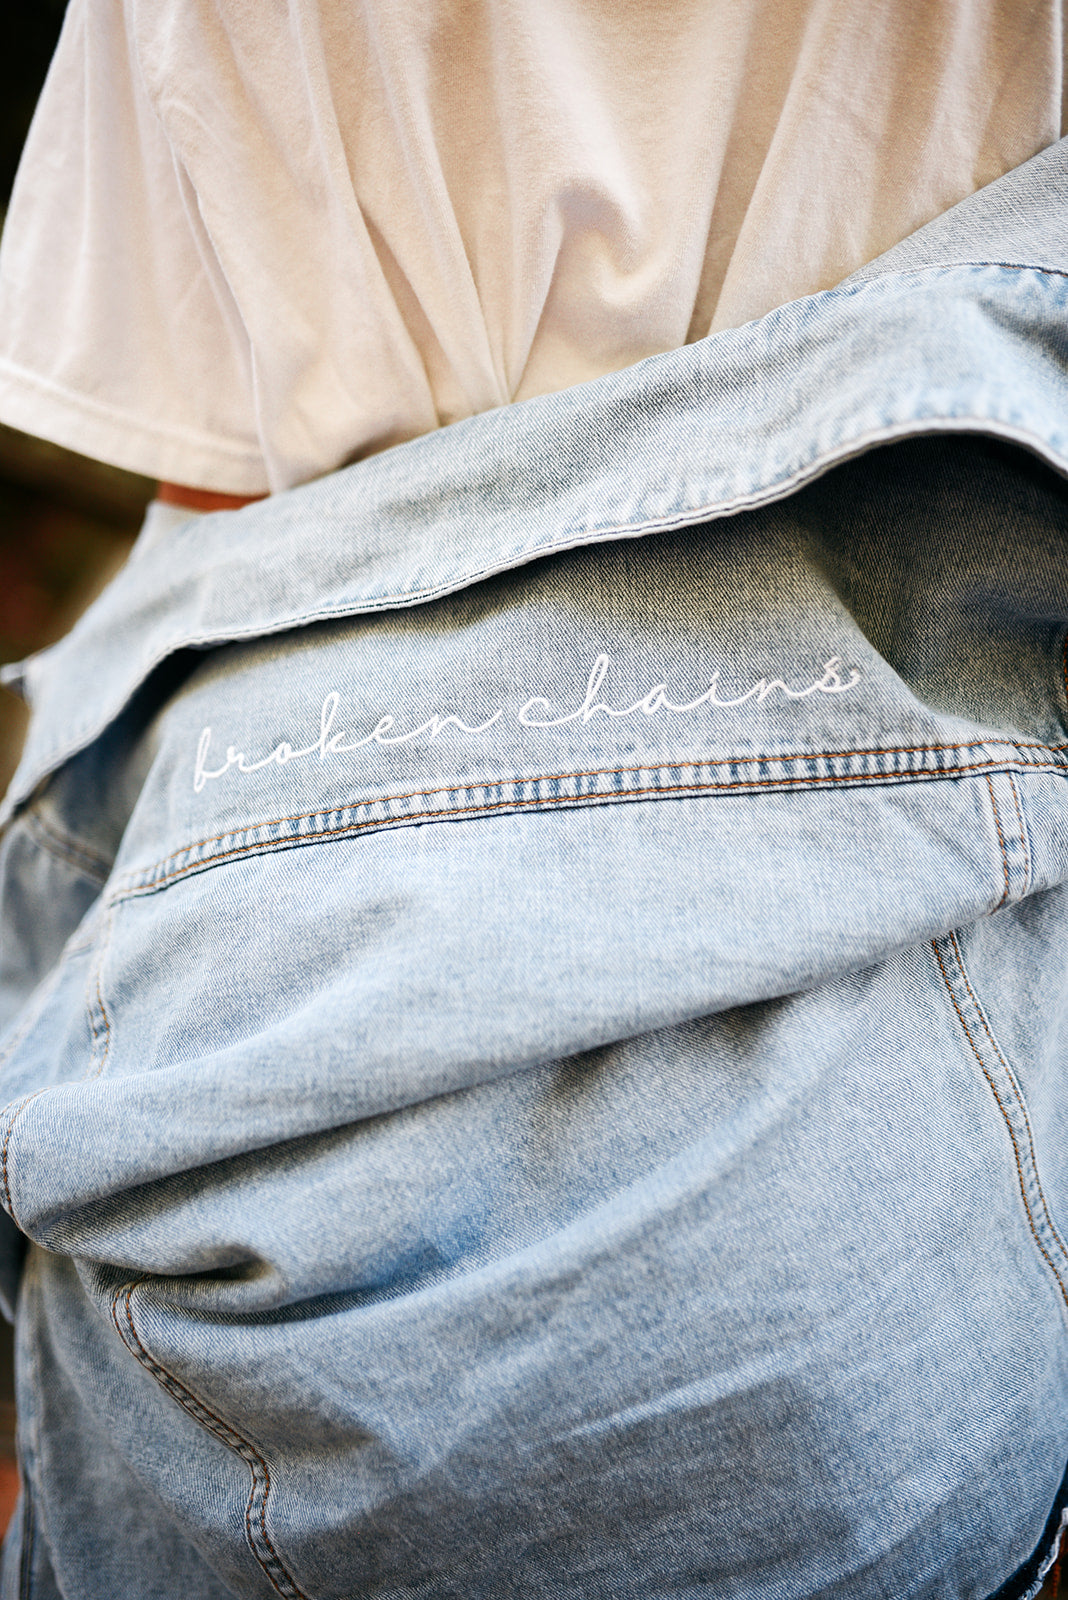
[128,750,1068,895]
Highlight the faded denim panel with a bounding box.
[0,146,1067,1599]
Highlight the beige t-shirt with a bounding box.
[0,0,1064,495]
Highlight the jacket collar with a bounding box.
[4,137,1067,825]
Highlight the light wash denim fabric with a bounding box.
[0,141,1067,1600]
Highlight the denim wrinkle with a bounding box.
[0,141,1067,1600]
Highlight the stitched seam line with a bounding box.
[82,906,115,1084]
[124,755,1068,896]
[986,774,1012,909]
[24,810,110,883]
[144,735,1068,877]
[1007,773,1032,893]
[110,1279,307,1600]
[933,938,1068,1312]
[948,930,1068,1269]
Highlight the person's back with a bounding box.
[0,5,1067,1597]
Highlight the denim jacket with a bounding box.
[0,141,1067,1600]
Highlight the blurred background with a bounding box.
[0,0,155,1528]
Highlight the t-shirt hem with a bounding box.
[0,359,270,496]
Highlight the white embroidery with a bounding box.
[193,653,861,793]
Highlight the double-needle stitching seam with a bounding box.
[83,906,116,1083]
[933,938,1068,1312]
[986,775,1011,909]
[110,1279,307,1600]
[161,734,1067,870]
[1007,773,1032,893]
[124,753,1068,896]
[947,929,1068,1267]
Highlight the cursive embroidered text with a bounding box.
[193,653,861,793]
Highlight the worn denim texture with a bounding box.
[0,141,1066,1599]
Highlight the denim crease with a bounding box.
[0,142,1066,1598]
